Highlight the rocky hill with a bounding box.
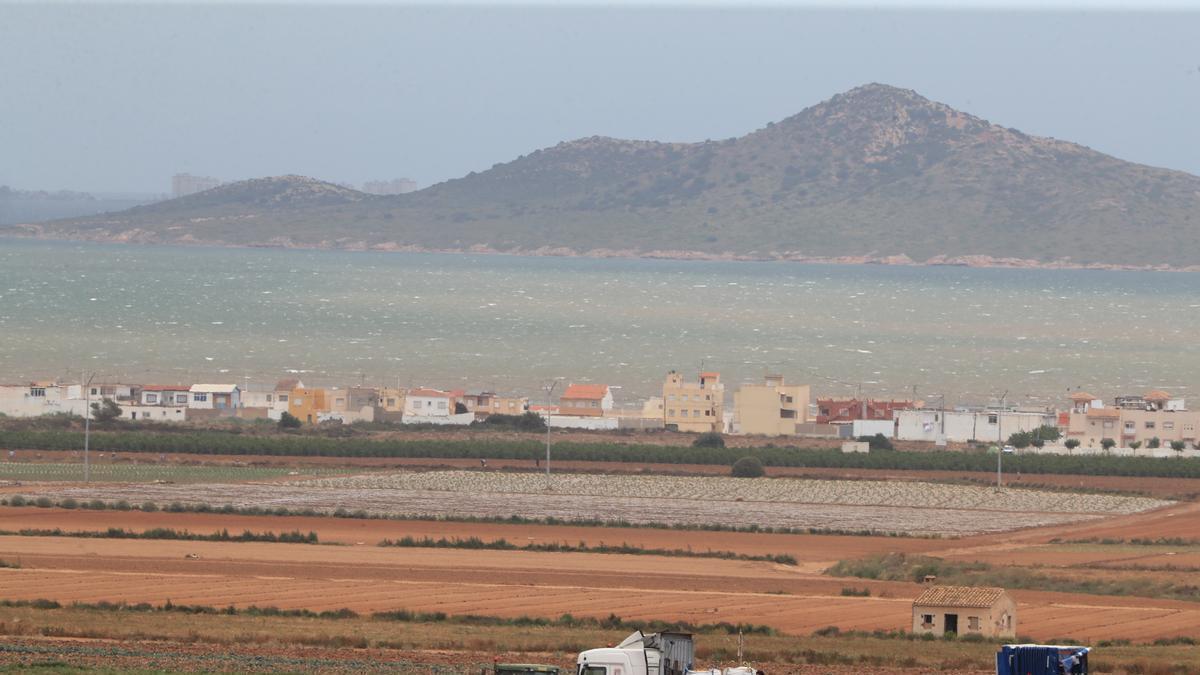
[11,84,1200,267]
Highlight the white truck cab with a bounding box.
[576,631,694,675]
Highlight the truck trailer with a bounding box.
[996,644,1090,675]
[577,631,695,675]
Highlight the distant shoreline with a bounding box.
[3,228,1197,273]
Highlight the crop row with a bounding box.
[7,429,1200,477]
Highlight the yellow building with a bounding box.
[662,371,724,433]
[288,387,330,425]
[912,586,1015,639]
[733,375,810,436]
[378,387,406,412]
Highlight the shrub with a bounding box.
[1101,438,1116,451]
[9,495,26,507]
[1148,437,1161,449]
[278,411,302,430]
[858,434,894,451]
[1171,441,1186,453]
[140,501,159,512]
[59,498,78,510]
[1064,439,1080,450]
[693,432,725,449]
[34,497,53,508]
[1129,441,1142,450]
[731,456,764,478]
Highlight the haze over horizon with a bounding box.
[1,2,1198,194]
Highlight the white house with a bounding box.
[141,385,191,407]
[188,384,242,410]
[895,408,1053,444]
[403,388,454,417]
[0,382,89,417]
[125,405,187,422]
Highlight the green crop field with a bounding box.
[0,462,347,484]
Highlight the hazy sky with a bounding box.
[1,2,1197,193]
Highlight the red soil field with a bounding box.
[1,521,1199,642]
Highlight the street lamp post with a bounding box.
[83,372,96,483]
[996,390,1008,492]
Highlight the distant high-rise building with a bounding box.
[361,178,418,195]
[171,173,222,198]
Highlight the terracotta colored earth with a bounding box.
[2,501,1200,643]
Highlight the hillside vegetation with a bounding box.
[12,84,1200,267]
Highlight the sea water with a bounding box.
[1,238,1196,407]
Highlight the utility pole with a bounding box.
[83,372,96,483]
[996,392,1005,491]
[543,379,559,489]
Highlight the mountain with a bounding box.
[10,84,1200,267]
[0,186,158,226]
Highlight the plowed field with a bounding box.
[1,529,1198,642]
[27,470,1168,536]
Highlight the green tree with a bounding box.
[1064,438,1080,451]
[90,398,122,424]
[1148,437,1161,449]
[1101,438,1116,452]
[731,456,764,478]
[693,432,726,449]
[1007,431,1032,449]
[1033,425,1062,443]
[278,411,302,429]
[1171,440,1186,453]
[1128,440,1142,450]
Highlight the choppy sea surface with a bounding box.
[1,238,1196,407]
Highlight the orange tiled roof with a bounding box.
[408,388,451,398]
[562,384,609,400]
[1069,391,1095,401]
[913,586,1006,609]
[1145,390,1172,401]
[700,372,720,379]
[1087,408,1120,419]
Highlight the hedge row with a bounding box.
[4,429,1200,478]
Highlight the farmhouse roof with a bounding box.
[1145,390,1172,402]
[142,385,190,392]
[1086,408,1120,419]
[913,586,1007,609]
[190,384,239,394]
[408,388,451,398]
[700,371,721,379]
[1068,391,1095,402]
[562,384,609,400]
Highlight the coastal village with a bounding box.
[3,371,1198,457]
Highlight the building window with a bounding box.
[1164,421,1175,430]
[90,388,99,396]
[30,387,46,397]
[193,393,208,402]
[437,400,447,409]
[968,616,980,631]
[413,401,422,409]
[146,393,158,404]
[1146,421,1156,429]
[176,394,188,404]
[705,410,711,416]
[668,394,676,401]
[668,409,675,416]
[921,614,934,628]
[278,394,288,402]
[988,414,998,424]
[1125,421,1135,432]
[681,409,689,417]
[1103,420,1114,429]
[266,394,273,403]
[705,395,711,401]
